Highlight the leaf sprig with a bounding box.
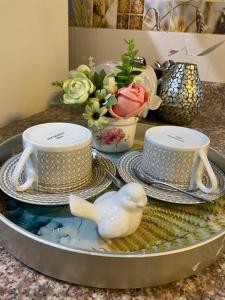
[115,39,141,88]
[91,69,107,90]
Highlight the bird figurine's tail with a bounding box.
[69,195,98,222]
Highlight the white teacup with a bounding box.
[12,122,92,193]
[141,126,218,194]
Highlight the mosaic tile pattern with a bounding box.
[117,13,129,29]
[129,15,143,30]
[158,63,204,125]
[118,0,130,13]
[130,0,144,14]
[69,0,225,34]
[117,0,145,29]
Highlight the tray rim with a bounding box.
[0,127,225,258]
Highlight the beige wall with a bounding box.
[0,0,69,127]
[70,27,225,83]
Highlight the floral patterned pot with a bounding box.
[92,117,138,153]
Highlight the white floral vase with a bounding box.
[92,117,138,153]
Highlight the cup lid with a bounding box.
[145,126,209,149]
[23,123,92,149]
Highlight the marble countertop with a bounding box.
[0,83,225,299]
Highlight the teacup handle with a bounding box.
[191,150,218,194]
[12,146,37,191]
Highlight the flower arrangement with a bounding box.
[53,39,161,151]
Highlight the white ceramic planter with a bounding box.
[92,117,138,153]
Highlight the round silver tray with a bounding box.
[0,124,225,289]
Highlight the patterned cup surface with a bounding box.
[141,140,201,186]
[12,123,93,193]
[35,144,92,192]
[141,126,211,188]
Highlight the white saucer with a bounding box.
[0,154,116,205]
[118,150,225,204]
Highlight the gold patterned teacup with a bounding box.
[12,123,92,193]
[141,126,218,194]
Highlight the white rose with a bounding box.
[63,76,95,105]
[103,75,117,94]
[76,64,91,75]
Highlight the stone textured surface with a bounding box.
[0,82,225,299]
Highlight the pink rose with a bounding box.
[109,83,149,119]
[101,128,126,145]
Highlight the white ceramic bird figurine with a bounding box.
[69,183,148,239]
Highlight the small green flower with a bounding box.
[95,89,107,100]
[89,97,101,105]
[89,89,108,107]
[83,102,108,128]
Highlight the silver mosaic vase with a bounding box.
[158,63,204,125]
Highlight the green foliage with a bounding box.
[115,39,141,88]
[91,69,117,108]
[91,69,106,90]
